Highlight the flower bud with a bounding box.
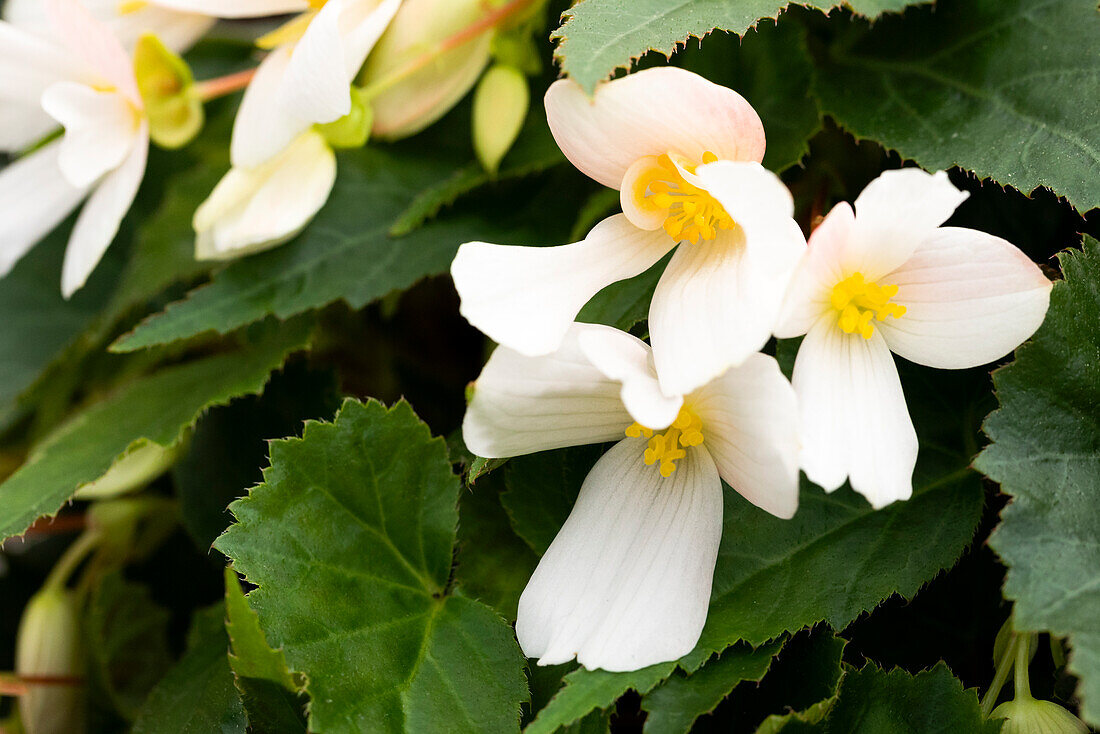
[992,698,1088,734]
[316,87,374,149]
[16,588,85,734]
[359,0,495,140]
[74,441,180,501]
[133,33,203,149]
[472,64,529,174]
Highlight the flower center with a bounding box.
[624,152,735,244]
[830,272,907,339]
[625,406,704,478]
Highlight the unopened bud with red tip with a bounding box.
[16,588,85,734]
[472,64,529,175]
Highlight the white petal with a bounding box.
[451,214,673,357]
[462,325,633,458]
[0,20,85,105]
[690,353,800,519]
[649,223,802,397]
[44,0,140,104]
[0,140,88,276]
[195,130,336,260]
[847,168,968,280]
[878,227,1052,369]
[545,67,765,190]
[152,0,310,17]
[231,44,310,168]
[41,82,139,188]
[279,0,401,125]
[689,160,798,243]
[775,202,854,339]
[517,438,722,672]
[575,324,682,430]
[61,124,148,297]
[0,103,57,152]
[6,0,216,52]
[793,318,917,508]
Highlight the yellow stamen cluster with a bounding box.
[117,0,148,13]
[830,272,907,339]
[639,153,735,244]
[625,407,705,478]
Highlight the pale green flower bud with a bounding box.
[16,589,84,734]
[359,0,495,140]
[74,441,179,501]
[992,698,1088,734]
[472,64,529,174]
[316,87,374,149]
[134,33,203,149]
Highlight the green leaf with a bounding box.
[975,237,1100,725]
[806,663,999,733]
[224,568,307,734]
[755,630,846,733]
[173,361,340,550]
[112,142,589,353]
[131,606,247,734]
[0,321,309,540]
[677,16,820,172]
[526,661,678,734]
[85,570,173,720]
[552,0,923,93]
[814,0,1100,213]
[455,472,539,620]
[640,640,783,733]
[214,399,528,734]
[577,254,669,333]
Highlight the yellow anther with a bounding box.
[830,271,907,339]
[117,0,148,13]
[625,406,705,478]
[256,11,318,50]
[626,152,736,245]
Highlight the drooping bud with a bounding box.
[16,588,85,734]
[472,64,529,174]
[133,33,203,149]
[992,698,1088,734]
[74,441,180,501]
[359,0,495,140]
[316,87,374,149]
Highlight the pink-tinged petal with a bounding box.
[151,0,309,17]
[575,324,683,430]
[649,221,802,397]
[793,318,917,508]
[0,20,86,105]
[41,82,139,188]
[231,44,309,167]
[61,123,147,297]
[44,0,139,104]
[878,227,1052,369]
[0,140,89,276]
[6,0,216,52]
[462,326,634,458]
[775,202,855,339]
[846,168,968,280]
[690,353,800,519]
[545,67,765,189]
[517,438,721,672]
[195,129,336,261]
[451,214,674,357]
[279,0,402,125]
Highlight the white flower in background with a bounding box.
[0,0,150,297]
[193,0,403,259]
[452,67,807,397]
[464,323,799,671]
[776,168,1052,508]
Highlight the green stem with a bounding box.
[42,530,100,593]
[1015,632,1033,701]
[980,633,1017,717]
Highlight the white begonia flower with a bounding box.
[452,67,807,397]
[776,168,1052,509]
[464,323,800,671]
[193,0,401,259]
[0,0,151,297]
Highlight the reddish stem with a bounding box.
[193,68,258,102]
